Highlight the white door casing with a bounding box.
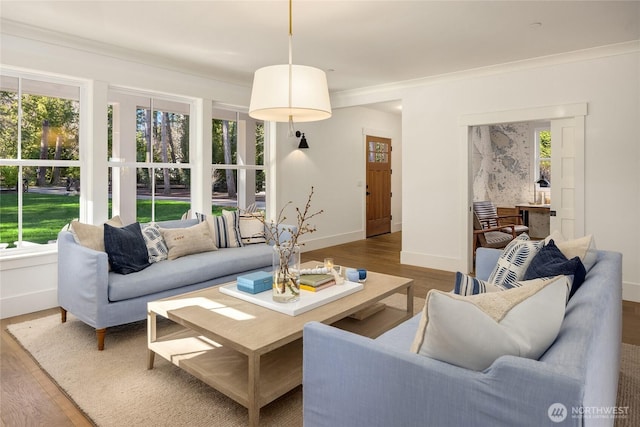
[460,103,587,273]
[550,116,585,239]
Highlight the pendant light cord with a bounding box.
[288,0,294,136]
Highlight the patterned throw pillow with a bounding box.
[140,222,169,263]
[488,234,544,288]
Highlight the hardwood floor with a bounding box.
[2,231,639,426]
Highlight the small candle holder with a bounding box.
[324,258,334,270]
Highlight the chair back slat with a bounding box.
[473,201,499,229]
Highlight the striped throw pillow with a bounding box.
[453,272,503,295]
[200,211,243,248]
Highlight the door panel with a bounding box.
[366,136,392,237]
[550,118,577,238]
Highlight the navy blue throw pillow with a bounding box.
[524,239,586,298]
[104,222,151,274]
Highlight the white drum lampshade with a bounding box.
[249,64,332,122]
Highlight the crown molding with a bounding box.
[0,18,249,89]
[331,40,640,108]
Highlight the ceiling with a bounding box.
[1,1,639,97]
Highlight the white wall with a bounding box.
[397,51,640,298]
[273,106,402,250]
[0,250,58,318]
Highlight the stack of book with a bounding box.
[236,271,273,294]
[299,274,336,292]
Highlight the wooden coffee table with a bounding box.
[147,263,413,426]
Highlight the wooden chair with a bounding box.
[472,201,521,258]
[473,201,529,236]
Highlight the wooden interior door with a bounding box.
[366,135,392,237]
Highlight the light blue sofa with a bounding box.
[303,247,623,427]
[58,218,280,350]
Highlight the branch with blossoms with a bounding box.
[258,186,323,249]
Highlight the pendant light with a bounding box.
[248,0,332,130]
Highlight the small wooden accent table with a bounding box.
[147,262,413,426]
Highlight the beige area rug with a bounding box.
[7,294,423,427]
[616,343,640,427]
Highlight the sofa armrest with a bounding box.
[57,231,110,328]
[475,247,502,280]
[303,322,583,427]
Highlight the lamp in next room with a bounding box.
[296,131,309,149]
[534,176,550,204]
[248,0,332,135]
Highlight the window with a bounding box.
[0,73,81,249]
[108,90,191,222]
[535,127,551,184]
[211,108,265,213]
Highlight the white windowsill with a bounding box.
[0,242,58,262]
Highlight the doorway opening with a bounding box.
[460,103,587,273]
[471,120,551,240]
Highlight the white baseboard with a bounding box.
[1,288,58,319]
[623,281,640,303]
[301,231,365,252]
[400,250,463,273]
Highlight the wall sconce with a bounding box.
[296,130,309,149]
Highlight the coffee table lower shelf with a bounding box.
[148,328,303,409]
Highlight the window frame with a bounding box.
[107,87,193,223]
[534,126,551,182]
[0,69,84,253]
[211,106,266,212]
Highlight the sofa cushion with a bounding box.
[140,222,169,263]
[545,231,597,272]
[488,234,544,288]
[70,215,123,252]
[160,221,217,260]
[524,239,586,298]
[411,275,569,371]
[108,244,273,302]
[104,222,151,274]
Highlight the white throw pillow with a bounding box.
[238,211,266,245]
[545,231,597,272]
[488,234,544,288]
[411,275,569,371]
